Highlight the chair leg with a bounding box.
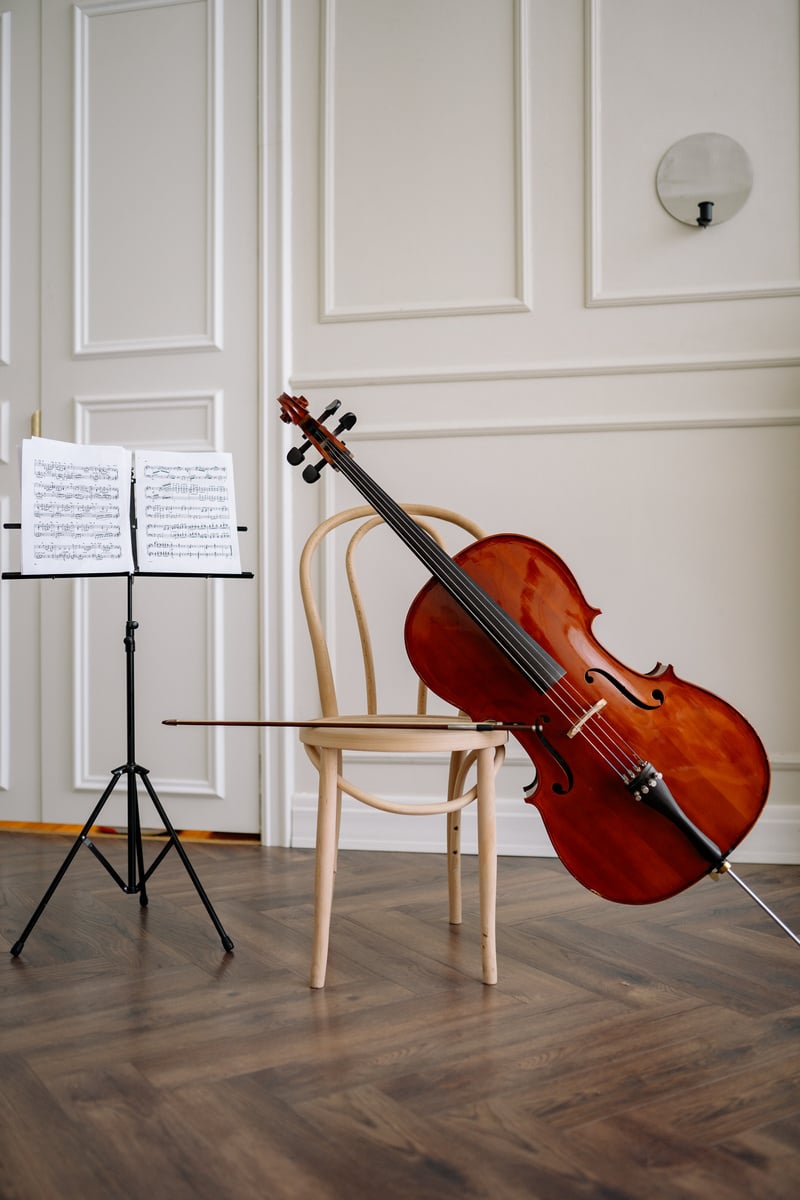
[446,751,464,925]
[447,810,462,924]
[476,747,498,986]
[310,746,339,988]
[334,749,343,876]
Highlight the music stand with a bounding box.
[3,503,252,957]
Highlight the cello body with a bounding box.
[405,532,770,905]
[277,391,774,913]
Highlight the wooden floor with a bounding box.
[1,830,798,1199]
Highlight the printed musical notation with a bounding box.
[18,439,242,576]
[134,450,241,574]
[21,439,134,574]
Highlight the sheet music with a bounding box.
[134,449,241,574]
[20,438,134,574]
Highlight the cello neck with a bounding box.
[324,436,566,694]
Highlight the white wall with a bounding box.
[274,0,800,863]
[1,0,795,864]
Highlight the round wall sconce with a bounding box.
[656,132,753,228]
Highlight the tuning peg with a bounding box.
[286,400,342,466]
[319,399,341,422]
[302,413,356,481]
[287,439,314,466]
[302,459,327,483]
[286,440,311,466]
[333,412,357,435]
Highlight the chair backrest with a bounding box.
[299,503,486,718]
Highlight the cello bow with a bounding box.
[163,717,527,731]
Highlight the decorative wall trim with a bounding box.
[72,0,224,356]
[294,411,800,862]
[72,577,226,798]
[588,285,800,309]
[73,333,223,360]
[258,0,294,845]
[71,391,227,797]
[73,389,223,449]
[0,12,10,366]
[290,352,800,392]
[320,0,532,321]
[309,407,799,750]
[342,408,800,443]
[293,406,800,461]
[771,754,800,770]
[584,0,800,306]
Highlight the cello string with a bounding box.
[337,450,642,778]
[310,425,646,782]
[340,453,640,775]
[288,400,627,765]
[343,457,573,694]
[294,407,786,930]
[288,404,795,949]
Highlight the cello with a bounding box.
[277,393,798,940]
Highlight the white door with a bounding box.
[2,0,261,834]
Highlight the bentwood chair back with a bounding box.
[298,503,507,988]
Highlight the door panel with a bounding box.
[32,0,260,831]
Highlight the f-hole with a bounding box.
[533,716,574,796]
[585,667,665,711]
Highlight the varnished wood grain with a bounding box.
[1,830,798,1199]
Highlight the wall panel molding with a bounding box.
[342,407,800,443]
[73,0,223,356]
[258,0,295,845]
[72,577,226,798]
[320,0,531,321]
[71,391,228,798]
[585,0,800,306]
[310,410,799,774]
[290,352,800,392]
[74,389,224,448]
[292,407,799,864]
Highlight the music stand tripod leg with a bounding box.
[10,572,234,957]
[138,766,234,953]
[127,762,148,907]
[9,767,126,958]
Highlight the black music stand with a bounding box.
[3,508,252,957]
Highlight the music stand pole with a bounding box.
[9,572,234,957]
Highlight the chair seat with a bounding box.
[299,714,508,753]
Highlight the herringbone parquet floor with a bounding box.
[1,830,798,1199]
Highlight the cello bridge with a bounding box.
[566,698,607,740]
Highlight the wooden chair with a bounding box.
[298,503,507,988]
